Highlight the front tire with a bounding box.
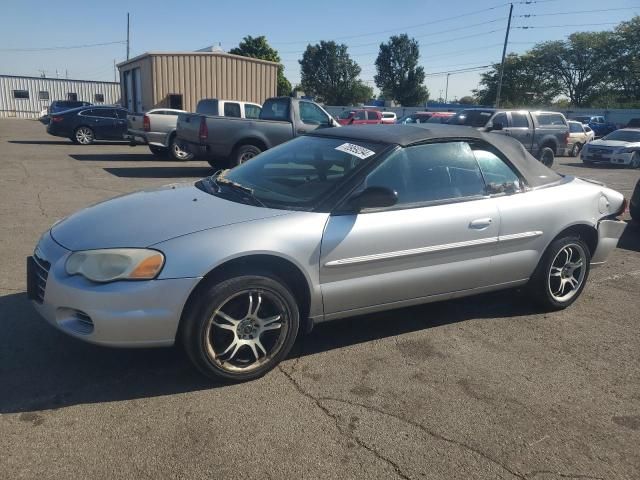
[233,144,262,166]
[630,152,640,169]
[538,146,555,167]
[181,275,300,382]
[170,137,194,161]
[74,126,94,145]
[529,235,591,311]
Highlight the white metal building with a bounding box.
[0,75,121,118]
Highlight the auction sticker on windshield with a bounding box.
[335,143,376,160]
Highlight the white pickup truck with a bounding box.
[127,99,262,161]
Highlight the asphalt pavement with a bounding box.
[0,119,638,479]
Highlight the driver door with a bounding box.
[319,141,499,317]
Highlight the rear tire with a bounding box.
[528,235,591,311]
[233,144,262,166]
[74,126,94,145]
[538,146,555,167]
[570,142,581,157]
[630,152,640,169]
[181,274,300,382]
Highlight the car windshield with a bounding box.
[572,116,591,123]
[212,136,385,210]
[449,110,494,127]
[338,111,355,119]
[603,130,640,142]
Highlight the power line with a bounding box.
[0,40,126,52]
[516,6,640,17]
[514,22,621,29]
[269,2,513,45]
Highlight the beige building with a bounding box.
[117,51,278,113]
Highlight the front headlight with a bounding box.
[616,147,635,154]
[66,249,164,282]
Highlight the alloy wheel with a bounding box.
[204,289,288,373]
[75,127,94,145]
[239,151,255,164]
[172,140,191,160]
[548,243,586,302]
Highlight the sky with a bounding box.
[2,0,640,101]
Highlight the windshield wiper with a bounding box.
[210,171,266,207]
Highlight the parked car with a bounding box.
[397,112,438,124]
[580,128,640,167]
[177,96,338,167]
[126,108,193,160]
[426,112,455,124]
[46,105,129,144]
[449,108,569,166]
[337,109,381,125]
[571,115,617,138]
[567,120,594,157]
[28,124,627,382]
[626,118,640,128]
[380,111,397,124]
[631,178,640,222]
[39,100,93,125]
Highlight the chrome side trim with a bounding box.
[325,236,499,267]
[324,231,543,267]
[499,231,543,242]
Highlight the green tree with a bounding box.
[374,34,429,106]
[229,35,292,96]
[458,96,475,105]
[473,53,560,107]
[609,16,640,103]
[530,32,614,107]
[299,41,370,105]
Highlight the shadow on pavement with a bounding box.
[103,166,214,178]
[0,289,536,414]
[69,153,157,162]
[617,220,640,253]
[9,140,127,146]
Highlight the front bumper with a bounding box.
[609,152,634,166]
[29,231,201,347]
[591,219,627,266]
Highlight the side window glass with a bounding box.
[367,111,379,121]
[300,102,329,125]
[116,109,128,119]
[473,148,522,194]
[224,103,241,118]
[365,142,486,206]
[245,104,261,119]
[492,112,507,127]
[511,112,529,128]
[354,111,366,121]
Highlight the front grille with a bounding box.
[589,147,613,154]
[32,253,51,304]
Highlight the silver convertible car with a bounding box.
[29,125,627,381]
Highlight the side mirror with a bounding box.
[490,121,503,131]
[348,186,398,211]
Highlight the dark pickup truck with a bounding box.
[177,97,339,167]
[449,108,569,166]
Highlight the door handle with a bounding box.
[469,218,493,229]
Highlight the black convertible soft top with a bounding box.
[310,124,562,188]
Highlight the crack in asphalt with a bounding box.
[36,191,46,217]
[278,364,411,480]
[317,395,526,479]
[524,471,604,480]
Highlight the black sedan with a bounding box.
[46,105,129,144]
[631,178,640,222]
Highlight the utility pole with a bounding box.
[495,3,513,108]
[445,73,450,104]
[65,69,68,79]
[126,13,130,60]
[113,59,117,82]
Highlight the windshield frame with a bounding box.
[602,130,640,142]
[203,136,394,212]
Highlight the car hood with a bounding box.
[51,183,291,251]
[588,139,640,148]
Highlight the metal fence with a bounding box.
[0,75,121,119]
